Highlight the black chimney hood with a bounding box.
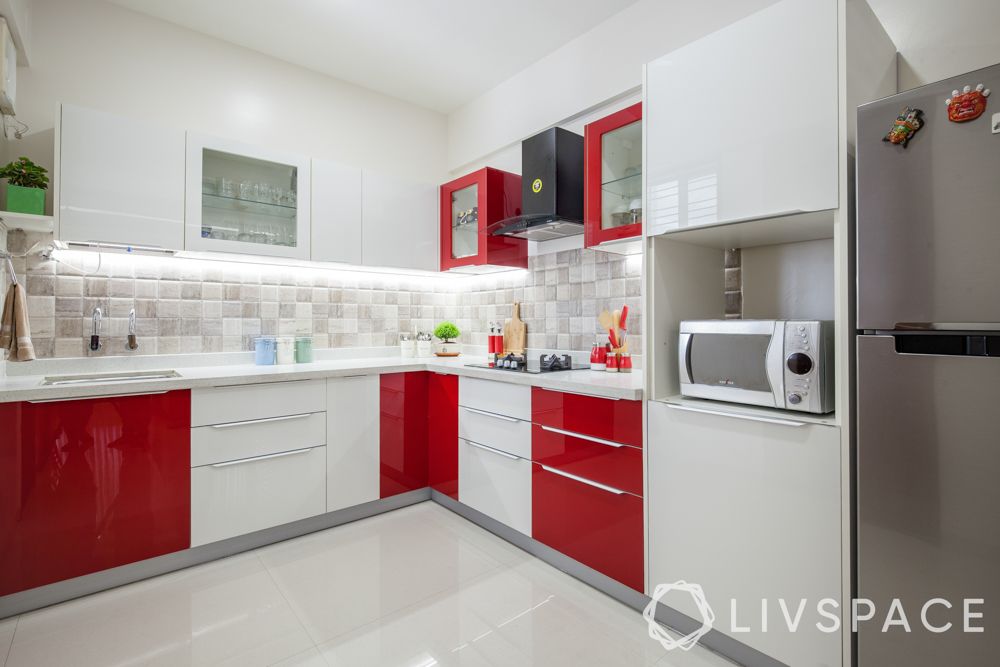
[489,127,584,241]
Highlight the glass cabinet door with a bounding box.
[584,103,643,249]
[450,182,479,260]
[185,134,311,259]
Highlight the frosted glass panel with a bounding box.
[451,183,478,259]
[600,120,642,230]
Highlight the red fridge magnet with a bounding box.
[946,84,991,122]
[883,107,924,147]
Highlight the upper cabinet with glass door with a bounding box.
[185,134,311,259]
[584,103,643,254]
[439,167,525,272]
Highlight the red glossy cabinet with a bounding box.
[584,102,643,251]
[380,372,429,498]
[532,424,643,497]
[531,387,643,448]
[0,391,191,596]
[427,372,459,499]
[440,167,526,272]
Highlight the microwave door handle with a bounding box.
[765,322,785,406]
[678,333,693,384]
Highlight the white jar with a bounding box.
[276,336,295,364]
[416,339,432,357]
[400,336,416,358]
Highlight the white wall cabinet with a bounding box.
[645,0,839,236]
[326,374,380,512]
[311,159,363,265]
[647,400,841,667]
[361,169,437,271]
[458,438,531,535]
[57,104,186,248]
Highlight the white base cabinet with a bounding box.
[458,438,531,535]
[326,375,380,512]
[647,400,841,667]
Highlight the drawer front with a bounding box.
[531,387,642,448]
[532,424,643,496]
[458,405,531,459]
[532,463,643,591]
[459,376,531,421]
[191,411,326,467]
[191,446,326,546]
[458,438,531,535]
[191,379,326,427]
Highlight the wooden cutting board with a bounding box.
[503,302,526,355]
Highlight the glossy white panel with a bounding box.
[58,104,185,249]
[311,158,363,265]
[190,379,326,427]
[647,399,841,667]
[458,405,531,459]
[326,374,380,512]
[458,439,531,536]
[191,445,326,547]
[361,169,438,271]
[458,376,532,422]
[191,410,326,467]
[645,0,838,236]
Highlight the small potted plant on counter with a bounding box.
[433,321,461,357]
[0,157,49,215]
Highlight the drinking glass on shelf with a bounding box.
[202,176,219,195]
[219,178,235,198]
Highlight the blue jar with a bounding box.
[254,336,276,365]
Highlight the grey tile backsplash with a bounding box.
[4,231,642,359]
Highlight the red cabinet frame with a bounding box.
[440,167,526,271]
[380,372,429,498]
[428,373,459,499]
[584,102,643,249]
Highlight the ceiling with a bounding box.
[107,0,640,113]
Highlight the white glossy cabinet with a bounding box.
[458,405,531,459]
[645,0,838,236]
[185,133,312,259]
[458,438,531,535]
[361,169,437,271]
[191,411,326,467]
[57,104,185,248]
[458,377,531,422]
[311,159,363,265]
[647,400,841,667]
[191,379,326,427]
[326,375,380,512]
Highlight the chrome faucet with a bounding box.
[126,308,139,351]
[90,306,102,351]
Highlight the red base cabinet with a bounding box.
[427,373,459,499]
[531,387,643,448]
[0,391,191,597]
[440,167,526,272]
[380,372,429,498]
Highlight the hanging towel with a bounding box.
[0,282,35,361]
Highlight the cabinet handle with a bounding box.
[338,374,369,379]
[463,439,521,461]
[209,413,313,429]
[28,390,169,403]
[210,447,314,468]
[540,465,626,495]
[537,387,621,401]
[539,425,625,448]
[664,402,807,427]
[462,406,520,423]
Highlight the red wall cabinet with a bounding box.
[440,167,526,272]
[0,391,191,597]
[380,372,429,498]
[427,372,459,499]
[584,102,643,252]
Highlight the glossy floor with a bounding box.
[0,503,734,666]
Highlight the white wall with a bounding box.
[13,0,448,182]
[446,0,779,172]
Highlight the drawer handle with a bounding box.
[537,387,621,401]
[463,439,521,461]
[664,402,807,427]
[539,425,625,448]
[462,406,520,423]
[210,447,314,468]
[28,390,169,403]
[540,465,626,496]
[209,413,313,429]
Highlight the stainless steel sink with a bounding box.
[41,369,181,386]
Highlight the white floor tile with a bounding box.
[5,553,314,667]
[0,615,17,665]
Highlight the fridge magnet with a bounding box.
[946,84,991,122]
[883,107,924,147]
[992,112,1000,134]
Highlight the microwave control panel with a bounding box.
[782,321,834,413]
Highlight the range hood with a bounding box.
[489,127,584,241]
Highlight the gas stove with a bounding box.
[466,353,589,374]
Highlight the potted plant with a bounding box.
[433,321,461,357]
[0,156,49,215]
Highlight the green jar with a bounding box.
[295,336,314,363]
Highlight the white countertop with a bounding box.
[0,352,644,403]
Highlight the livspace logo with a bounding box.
[643,581,985,652]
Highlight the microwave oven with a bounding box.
[678,320,834,414]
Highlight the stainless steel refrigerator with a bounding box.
[857,63,1000,664]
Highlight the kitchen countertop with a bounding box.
[0,355,644,403]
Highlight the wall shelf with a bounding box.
[0,212,55,233]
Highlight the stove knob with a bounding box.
[787,392,803,405]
